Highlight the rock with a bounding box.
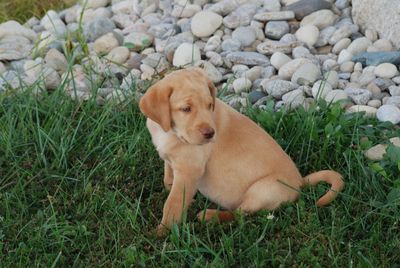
[191,11,223,38]
[282,89,305,108]
[347,105,377,117]
[291,62,321,85]
[389,86,400,97]
[248,90,266,104]
[352,51,400,67]
[242,66,263,81]
[386,96,400,108]
[93,33,119,54]
[44,48,67,74]
[262,79,298,98]
[279,58,311,80]
[295,25,319,47]
[221,39,241,51]
[233,77,252,93]
[171,4,201,18]
[172,43,201,67]
[315,26,336,47]
[312,80,332,99]
[329,26,353,45]
[345,88,372,105]
[374,63,398,79]
[0,20,36,41]
[106,89,126,104]
[371,39,393,52]
[347,37,372,55]
[368,99,382,108]
[352,0,400,49]
[390,137,400,147]
[270,52,292,70]
[124,31,153,52]
[325,89,348,103]
[283,0,332,20]
[253,11,295,21]
[364,144,387,161]
[0,62,5,74]
[107,46,130,64]
[340,61,354,73]
[376,104,400,124]
[324,70,339,88]
[204,36,221,52]
[0,36,33,61]
[201,61,222,83]
[257,39,300,55]
[332,38,351,54]
[292,46,312,59]
[265,21,289,40]
[337,49,353,65]
[232,26,257,47]
[300,9,338,30]
[80,0,109,9]
[226,52,270,66]
[42,66,61,90]
[83,17,115,42]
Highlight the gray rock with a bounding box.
[0,36,33,61]
[233,77,252,93]
[364,144,387,161]
[262,79,298,98]
[0,20,36,41]
[124,31,153,52]
[265,21,289,40]
[221,39,241,52]
[283,0,332,20]
[232,26,257,47]
[374,78,395,90]
[376,105,400,124]
[226,52,270,66]
[253,11,295,21]
[44,48,67,74]
[83,18,115,42]
[282,89,305,109]
[345,88,372,105]
[291,62,321,85]
[257,40,300,55]
[248,90,266,104]
[352,51,400,67]
[386,96,400,108]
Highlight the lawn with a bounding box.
[0,87,399,266]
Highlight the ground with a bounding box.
[0,90,399,266]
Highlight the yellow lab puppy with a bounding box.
[139,68,344,235]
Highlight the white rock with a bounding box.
[232,26,257,47]
[173,43,201,67]
[347,105,377,117]
[80,0,109,9]
[233,77,252,93]
[295,25,319,47]
[374,63,398,79]
[278,58,311,80]
[300,10,338,29]
[337,49,353,65]
[94,33,119,54]
[324,70,339,88]
[44,48,68,74]
[201,61,222,83]
[367,99,382,108]
[376,105,400,124]
[325,89,348,103]
[347,37,372,55]
[291,62,321,86]
[107,46,130,64]
[191,11,223,38]
[0,20,36,41]
[312,80,333,99]
[270,52,291,70]
[332,38,351,54]
[364,144,387,161]
[282,89,304,109]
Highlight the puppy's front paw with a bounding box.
[155,224,169,237]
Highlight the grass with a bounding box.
[0,0,73,24]
[0,85,399,266]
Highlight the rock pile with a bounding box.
[1,0,400,124]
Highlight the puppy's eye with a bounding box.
[180,106,191,113]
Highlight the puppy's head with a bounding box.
[139,68,217,145]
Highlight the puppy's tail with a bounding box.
[302,170,344,207]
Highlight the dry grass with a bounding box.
[0,0,75,23]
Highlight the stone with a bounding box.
[324,70,339,88]
[171,4,201,18]
[291,62,321,85]
[347,37,372,55]
[364,144,387,161]
[221,39,241,52]
[345,88,372,105]
[0,20,36,41]
[248,90,266,104]
[278,58,311,80]
[300,9,338,30]
[172,43,201,67]
[257,39,299,55]
[226,52,270,66]
[390,137,400,147]
[352,51,400,67]
[389,86,400,97]
[315,26,336,48]
[191,11,223,38]
[352,0,400,49]
[292,46,312,59]
[376,105,400,124]
[42,66,61,90]
[282,89,305,108]
[107,46,130,64]
[295,25,319,47]
[232,27,257,47]
[83,17,115,42]
[340,61,354,73]
[265,21,289,40]
[332,38,351,54]
[0,62,5,74]
[312,80,332,99]
[93,33,119,54]
[270,52,292,70]
[44,48,67,74]
[329,26,353,45]
[124,32,153,52]
[201,61,222,83]
[242,66,263,81]
[0,36,33,61]
[325,89,349,103]
[204,36,221,52]
[386,96,400,108]
[371,39,393,52]
[368,99,382,108]
[347,105,377,117]
[262,79,298,98]
[80,0,109,9]
[374,63,398,79]
[337,49,353,65]
[282,0,332,20]
[233,77,252,93]
[253,11,295,21]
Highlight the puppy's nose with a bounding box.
[200,127,215,139]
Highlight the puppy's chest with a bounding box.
[148,123,176,160]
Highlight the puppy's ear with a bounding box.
[207,78,217,111]
[139,81,173,132]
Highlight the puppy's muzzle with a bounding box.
[199,127,215,140]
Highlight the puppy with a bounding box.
[139,68,344,235]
